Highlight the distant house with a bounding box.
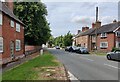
[74,20,120,52]
[0,1,25,64]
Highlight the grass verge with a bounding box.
[90,52,107,56]
[2,51,60,80]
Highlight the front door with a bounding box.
[10,41,15,59]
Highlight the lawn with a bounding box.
[2,51,60,80]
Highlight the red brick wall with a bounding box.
[2,13,24,61]
[97,33,115,52]
[76,35,89,49]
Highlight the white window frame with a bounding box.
[0,37,3,53]
[16,23,20,32]
[101,33,107,38]
[10,20,14,27]
[116,31,120,37]
[16,40,21,51]
[100,42,108,48]
[0,13,3,25]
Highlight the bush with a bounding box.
[111,47,120,52]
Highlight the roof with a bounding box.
[0,2,25,26]
[75,28,95,38]
[91,22,120,34]
[75,21,120,38]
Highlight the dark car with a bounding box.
[76,47,89,54]
[55,46,60,49]
[65,46,78,52]
[107,50,120,61]
[65,46,71,51]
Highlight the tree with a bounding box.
[14,1,51,45]
[63,31,73,46]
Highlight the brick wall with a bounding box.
[76,35,89,49]
[1,13,24,64]
[97,33,115,52]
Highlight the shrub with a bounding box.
[111,47,120,52]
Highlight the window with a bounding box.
[10,20,14,27]
[16,40,21,51]
[101,33,107,38]
[100,42,108,48]
[16,23,20,32]
[0,13,2,25]
[116,31,120,37]
[0,37,3,53]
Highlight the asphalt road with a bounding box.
[48,48,119,81]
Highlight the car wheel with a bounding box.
[107,55,111,60]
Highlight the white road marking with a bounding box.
[80,57,94,62]
[104,63,120,69]
[68,71,78,80]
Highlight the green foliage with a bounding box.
[14,1,51,45]
[111,47,120,52]
[3,53,59,80]
[63,31,73,47]
[48,31,73,47]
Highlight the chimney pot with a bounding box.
[82,26,89,32]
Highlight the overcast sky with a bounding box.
[41,0,119,37]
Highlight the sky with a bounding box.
[41,0,119,37]
[1,0,119,37]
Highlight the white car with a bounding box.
[107,50,120,61]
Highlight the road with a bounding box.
[48,48,119,81]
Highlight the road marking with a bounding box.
[80,57,94,62]
[68,71,79,80]
[104,63,120,69]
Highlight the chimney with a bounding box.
[92,23,96,28]
[113,20,117,23]
[77,30,81,34]
[82,27,89,32]
[5,0,13,12]
[95,21,101,28]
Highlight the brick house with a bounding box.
[90,21,120,52]
[0,1,25,64]
[74,21,120,52]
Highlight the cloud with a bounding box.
[71,16,95,26]
[42,0,119,2]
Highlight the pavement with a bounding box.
[48,48,120,81]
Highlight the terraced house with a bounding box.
[74,20,120,52]
[0,1,25,64]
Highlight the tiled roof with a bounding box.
[75,28,95,37]
[75,22,120,38]
[91,22,120,34]
[0,2,25,26]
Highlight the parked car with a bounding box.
[55,46,60,49]
[65,46,78,52]
[106,50,120,61]
[65,46,71,51]
[76,47,89,54]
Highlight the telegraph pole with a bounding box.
[95,7,98,51]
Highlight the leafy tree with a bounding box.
[14,1,51,45]
[63,31,73,46]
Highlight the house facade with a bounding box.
[75,21,120,52]
[0,1,25,64]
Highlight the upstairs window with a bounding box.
[16,40,21,51]
[100,42,108,48]
[0,37,3,53]
[116,31,120,37]
[16,23,20,32]
[0,13,2,25]
[10,20,14,27]
[101,33,107,38]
